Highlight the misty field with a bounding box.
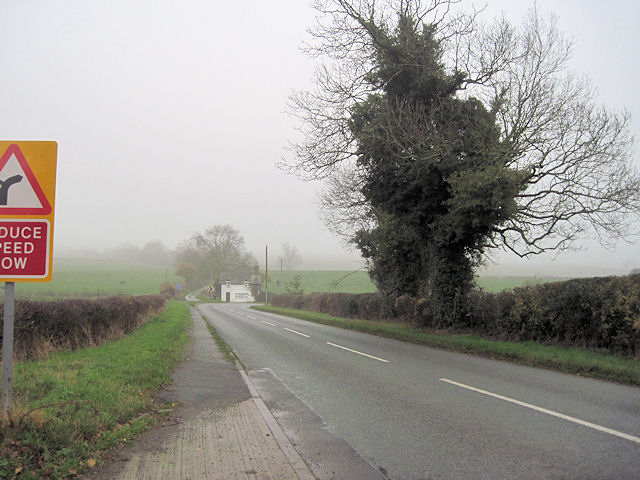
[10,259,182,299]
[264,269,564,295]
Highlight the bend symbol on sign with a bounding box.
[0,144,52,215]
[0,175,23,205]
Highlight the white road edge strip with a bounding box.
[440,378,640,445]
[326,342,390,363]
[283,327,310,338]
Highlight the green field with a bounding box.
[11,259,182,300]
[265,269,375,294]
[264,269,565,295]
[475,275,567,292]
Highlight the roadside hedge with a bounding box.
[270,275,640,357]
[271,292,394,321]
[0,295,167,360]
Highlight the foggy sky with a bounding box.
[1,0,638,275]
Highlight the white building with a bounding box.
[220,281,254,303]
[218,274,261,303]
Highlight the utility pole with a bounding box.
[265,245,269,305]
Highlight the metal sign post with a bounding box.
[2,281,15,425]
[0,141,57,424]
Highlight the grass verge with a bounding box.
[201,316,236,364]
[0,300,191,480]
[253,305,640,386]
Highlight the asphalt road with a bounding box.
[198,303,640,480]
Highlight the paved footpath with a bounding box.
[86,307,314,480]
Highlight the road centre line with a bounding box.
[245,314,257,319]
[439,378,640,445]
[261,320,277,327]
[326,342,390,363]
[283,327,310,338]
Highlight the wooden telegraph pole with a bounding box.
[265,245,269,305]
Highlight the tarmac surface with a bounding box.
[86,307,315,480]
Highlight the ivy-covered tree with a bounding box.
[282,0,639,325]
[349,13,526,323]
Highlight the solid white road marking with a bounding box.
[439,378,640,445]
[283,327,310,338]
[326,342,390,363]
[261,320,277,327]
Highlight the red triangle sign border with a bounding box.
[0,144,52,215]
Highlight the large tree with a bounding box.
[175,225,257,287]
[282,0,639,324]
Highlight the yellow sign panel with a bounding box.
[0,142,57,282]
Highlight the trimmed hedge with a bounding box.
[271,292,394,321]
[1,295,167,360]
[270,275,640,357]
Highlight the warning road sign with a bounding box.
[0,142,57,282]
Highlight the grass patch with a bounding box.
[0,300,191,479]
[14,259,182,300]
[202,317,236,363]
[262,270,567,295]
[264,270,376,294]
[253,305,640,386]
[475,275,567,292]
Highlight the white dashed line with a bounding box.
[261,320,277,327]
[283,327,310,338]
[326,342,389,363]
[439,378,640,445]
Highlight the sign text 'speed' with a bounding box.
[0,242,36,254]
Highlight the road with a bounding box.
[198,303,640,480]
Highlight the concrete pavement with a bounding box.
[87,306,314,480]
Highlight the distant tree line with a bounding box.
[56,240,176,266]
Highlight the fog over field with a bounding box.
[1,0,638,277]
